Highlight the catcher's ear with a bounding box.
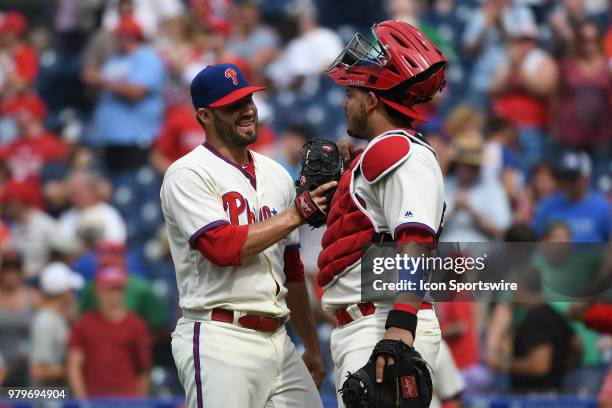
[365,91,380,113]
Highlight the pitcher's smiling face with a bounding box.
[207,95,259,148]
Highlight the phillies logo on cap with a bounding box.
[225,68,238,86]
[190,63,266,109]
[322,145,333,152]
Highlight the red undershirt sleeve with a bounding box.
[393,227,435,312]
[194,224,249,267]
[395,227,435,246]
[284,245,305,283]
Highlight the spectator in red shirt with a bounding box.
[150,102,203,174]
[557,22,610,149]
[0,12,38,100]
[67,267,151,398]
[556,21,611,181]
[438,301,492,392]
[4,99,68,208]
[490,21,558,174]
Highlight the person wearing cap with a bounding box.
[67,266,151,397]
[161,63,334,408]
[442,133,512,242]
[0,11,38,98]
[77,241,166,333]
[533,151,610,242]
[30,262,84,386]
[83,16,166,171]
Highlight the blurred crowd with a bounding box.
[0,0,610,404]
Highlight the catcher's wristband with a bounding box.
[385,304,417,339]
[295,190,320,220]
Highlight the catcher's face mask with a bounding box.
[327,21,448,122]
[329,27,391,71]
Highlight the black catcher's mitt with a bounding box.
[294,138,343,228]
[340,340,433,408]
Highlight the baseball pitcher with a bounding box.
[160,64,338,408]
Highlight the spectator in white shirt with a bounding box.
[441,133,512,242]
[101,0,184,38]
[266,2,343,91]
[30,262,84,386]
[3,183,80,278]
[59,172,127,245]
[227,0,280,75]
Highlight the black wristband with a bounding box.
[385,309,417,340]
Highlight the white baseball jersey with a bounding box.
[160,142,299,317]
[322,130,445,310]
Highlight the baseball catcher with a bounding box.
[315,19,447,408]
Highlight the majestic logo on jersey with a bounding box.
[222,191,275,224]
[404,210,414,218]
[224,68,238,86]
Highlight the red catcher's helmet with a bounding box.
[327,20,447,121]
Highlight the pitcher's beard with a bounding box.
[212,111,258,148]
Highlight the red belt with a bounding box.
[333,302,433,326]
[211,308,286,333]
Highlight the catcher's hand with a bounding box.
[340,340,433,408]
[294,138,343,228]
[337,139,364,169]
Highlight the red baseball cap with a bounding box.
[0,94,47,122]
[95,241,127,268]
[0,12,28,36]
[95,266,128,288]
[2,181,40,207]
[114,17,144,40]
